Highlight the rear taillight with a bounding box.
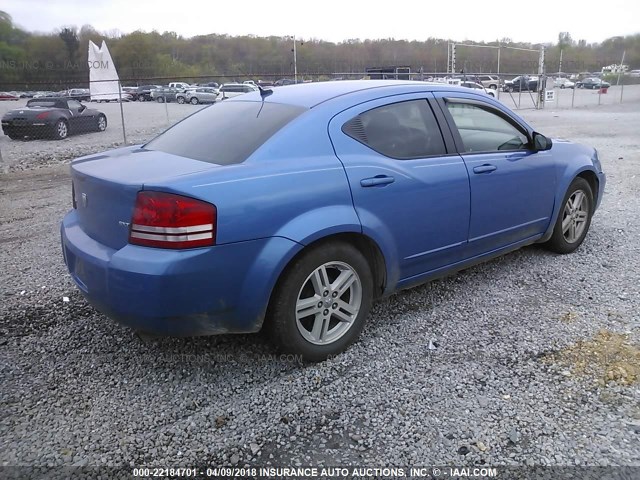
[129,191,216,249]
[35,112,50,120]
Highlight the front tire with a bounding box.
[266,242,374,362]
[177,96,185,104]
[96,114,107,132]
[156,97,165,103]
[544,177,594,254]
[190,97,199,105]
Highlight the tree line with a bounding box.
[0,11,638,88]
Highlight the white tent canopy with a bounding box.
[88,40,120,102]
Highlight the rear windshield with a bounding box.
[27,100,59,107]
[145,101,306,165]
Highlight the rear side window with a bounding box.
[342,100,446,159]
[145,101,306,165]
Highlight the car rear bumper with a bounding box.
[61,210,301,336]
[2,122,54,137]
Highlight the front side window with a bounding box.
[445,102,529,153]
[342,100,447,159]
[67,99,82,110]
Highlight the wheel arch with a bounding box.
[577,170,599,207]
[539,167,599,243]
[258,231,388,331]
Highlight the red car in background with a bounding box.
[0,92,20,101]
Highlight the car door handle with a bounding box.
[473,164,497,174]
[360,175,395,187]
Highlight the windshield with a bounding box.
[145,101,306,165]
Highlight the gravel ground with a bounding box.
[1,99,639,471]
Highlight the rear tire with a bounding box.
[53,119,69,140]
[177,96,185,104]
[156,97,165,103]
[544,177,594,254]
[266,242,373,362]
[190,97,199,105]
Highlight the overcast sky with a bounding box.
[4,0,639,44]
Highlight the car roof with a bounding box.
[229,80,487,109]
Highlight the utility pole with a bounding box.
[291,35,298,84]
[616,50,626,86]
[559,49,563,74]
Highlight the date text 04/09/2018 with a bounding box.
[132,466,498,478]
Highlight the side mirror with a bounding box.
[533,132,552,151]
[78,104,86,112]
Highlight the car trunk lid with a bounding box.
[71,145,218,250]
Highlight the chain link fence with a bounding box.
[1,72,639,172]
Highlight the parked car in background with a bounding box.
[476,75,500,90]
[151,87,180,103]
[554,78,575,89]
[33,91,57,99]
[136,85,162,102]
[629,70,640,78]
[60,80,605,361]
[168,82,192,90]
[460,81,496,97]
[177,87,219,105]
[219,83,259,99]
[503,75,539,92]
[274,78,296,86]
[576,78,611,89]
[0,92,20,101]
[122,87,139,101]
[93,93,134,103]
[67,88,91,101]
[2,97,107,140]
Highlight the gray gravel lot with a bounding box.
[1,97,639,470]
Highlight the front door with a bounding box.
[435,94,557,258]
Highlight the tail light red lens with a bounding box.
[129,191,216,249]
[35,112,50,119]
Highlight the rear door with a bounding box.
[434,93,556,257]
[329,93,470,282]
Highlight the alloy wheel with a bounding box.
[562,190,589,243]
[295,261,362,345]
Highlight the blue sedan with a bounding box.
[61,81,605,361]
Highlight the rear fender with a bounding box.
[273,205,362,246]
